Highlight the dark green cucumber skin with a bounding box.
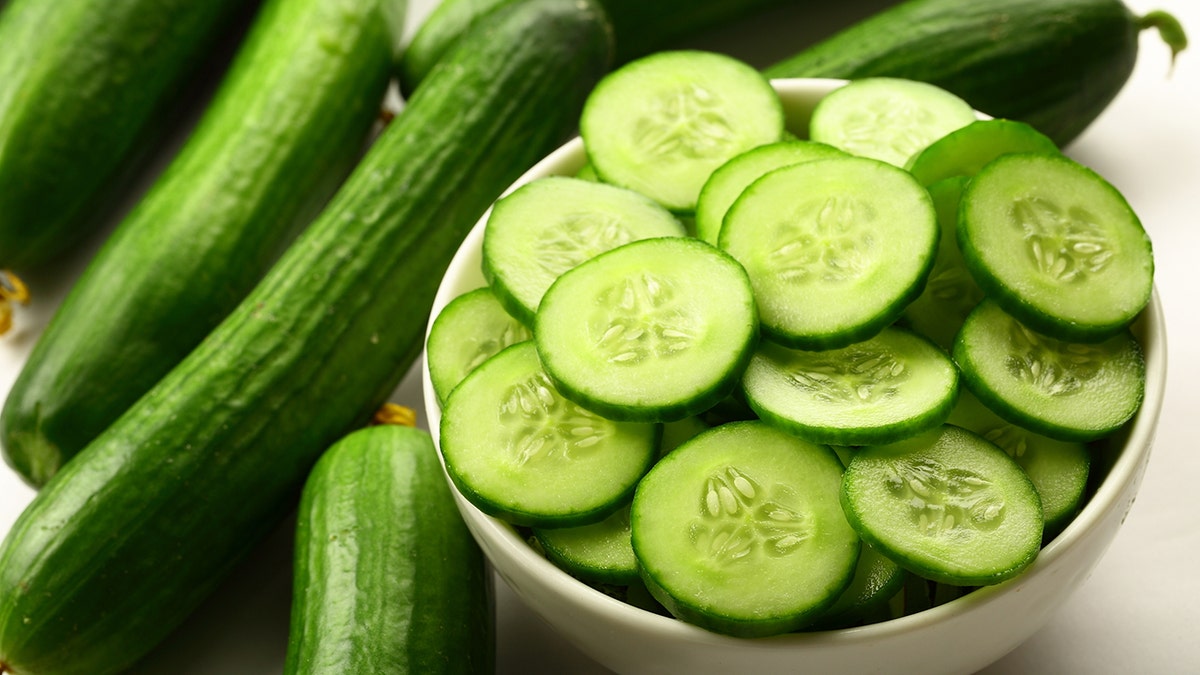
[0,0,404,489]
[285,425,493,675]
[0,0,250,273]
[400,0,794,94]
[0,0,611,672]
[764,0,1142,147]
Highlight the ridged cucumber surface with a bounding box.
[285,425,493,674]
[0,0,611,672]
[400,0,797,93]
[0,0,250,273]
[764,0,1188,146]
[0,0,405,488]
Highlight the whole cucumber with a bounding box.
[0,0,611,672]
[399,0,798,94]
[285,424,493,674]
[763,0,1188,146]
[0,0,405,488]
[0,0,250,274]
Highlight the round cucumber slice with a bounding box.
[534,237,758,423]
[906,118,1060,186]
[439,341,658,528]
[631,421,859,637]
[952,300,1145,442]
[534,505,638,585]
[809,77,977,167]
[719,156,937,350]
[693,139,846,245]
[742,327,959,447]
[482,176,686,325]
[426,287,531,404]
[958,152,1153,342]
[579,50,785,212]
[841,424,1044,586]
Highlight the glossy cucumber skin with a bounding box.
[400,0,794,93]
[0,0,404,488]
[0,0,611,672]
[0,0,250,272]
[285,425,492,674]
[764,0,1141,146]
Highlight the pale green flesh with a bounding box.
[906,118,1060,186]
[535,237,757,421]
[719,156,936,349]
[483,176,686,324]
[632,421,859,636]
[742,327,958,446]
[439,342,657,527]
[580,50,785,212]
[809,77,977,168]
[953,300,1145,442]
[841,425,1044,586]
[902,176,983,351]
[693,139,847,245]
[958,153,1153,336]
[426,287,532,404]
[948,390,1089,531]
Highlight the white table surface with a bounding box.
[2,0,1197,672]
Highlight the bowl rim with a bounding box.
[420,77,1168,647]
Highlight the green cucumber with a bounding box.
[285,424,492,675]
[764,0,1188,147]
[0,1,611,672]
[0,0,405,488]
[400,0,799,95]
[0,0,250,274]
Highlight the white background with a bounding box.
[1,0,1197,672]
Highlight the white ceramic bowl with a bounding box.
[421,78,1167,675]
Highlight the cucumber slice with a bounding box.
[439,341,658,528]
[719,156,937,350]
[811,542,906,630]
[631,421,859,637]
[426,287,532,404]
[958,152,1153,342]
[741,327,959,447]
[809,77,977,167]
[947,390,1090,536]
[901,176,984,351]
[841,424,1044,586]
[535,237,758,423]
[534,505,639,585]
[693,139,846,245]
[906,118,1060,186]
[952,300,1145,442]
[580,50,785,212]
[483,176,686,325]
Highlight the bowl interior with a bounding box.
[420,77,1167,665]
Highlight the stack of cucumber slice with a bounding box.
[428,51,1152,637]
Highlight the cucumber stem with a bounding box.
[1139,10,1189,73]
[372,403,418,428]
[0,269,30,335]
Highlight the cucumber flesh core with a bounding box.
[719,156,937,350]
[958,152,1153,341]
[535,237,758,422]
[952,300,1145,442]
[482,176,686,325]
[742,327,959,447]
[580,50,785,212]
[841,424,1044,586]
[632,421,859,637]
[440,341,658,528]
[809,77,977,167]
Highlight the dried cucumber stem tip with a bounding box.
[372,402,418,427]
[0,269,31,335]
[1139,10,1189,71]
